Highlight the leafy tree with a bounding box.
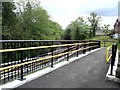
[48,21,62,40]
[102,24,110,35]
[63,17,87,40]
[88,12,101,37]
[2,2,17,40]
[70,17,87,40]
[63,28,71,40]
[15,1,62,40]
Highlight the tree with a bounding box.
[63,17,87,40]
[48,21,62,40]
[88,12,101,37]
[63,28,71,40]
[71,17,87,40]
[2,2,17,40]
[16,1,62,40]
[102,24,110,35]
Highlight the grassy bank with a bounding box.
[87,36,117,47]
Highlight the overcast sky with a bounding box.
[16,0,119,29]
[39,0,119,29]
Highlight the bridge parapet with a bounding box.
[0,40,100,85]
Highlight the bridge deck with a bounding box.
[17,48,120,88]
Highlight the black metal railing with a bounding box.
[110,43,117,75]
[0,40,100,85]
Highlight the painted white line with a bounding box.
[0,48,101,90]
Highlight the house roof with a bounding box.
[114,19,119,27]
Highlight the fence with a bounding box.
[101,40,116,47]
[0,40,100,85]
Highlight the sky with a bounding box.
[38,0,119,29]
[16,0,120,29]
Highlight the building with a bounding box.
[114,19,120,34]
[96,30,104,36]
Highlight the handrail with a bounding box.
[0,45,98,71]
[106,45,112,63]
[0,42,98,53]
[0,40,100,84]
[0,40,100,42]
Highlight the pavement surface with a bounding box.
[16,48,120,88]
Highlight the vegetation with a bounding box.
[2,1,114,43]
[63,12,113,40]
[2,1,63,40]
[88,36,117,47]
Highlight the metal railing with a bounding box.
[0,40,100,85]
[110,43,117,75]
[101,40,116,47]
[106,46,112,63]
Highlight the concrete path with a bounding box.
[17,48,120,88]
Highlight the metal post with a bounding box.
[83,41,86,54]
[67,41,69,61]
[67,46,69,61]
[51,41,54,67]
[98,41,101,48]
[20,42,24,80]
[110,44,115,75]
[19,42,26,81]
[77,42,79,57]
[89,41,91,51]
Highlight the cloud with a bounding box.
[85,6,118,17]
[39,0,119,29]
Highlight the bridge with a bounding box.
[0,40,120,89]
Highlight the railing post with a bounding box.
[110,44,115,75]
[67,41,69,61]
[98,41,101,48]
[89,41,91,51]
[20,42,24,80]
[76,41,79,57]
[83,41,86,54]
[51,41,54,67]
[95,41,97,49]
[93,41,95,50]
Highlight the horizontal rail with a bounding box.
[0,40,100,84]
[0,45,98,71]
[0,42,98,53]
[0,40,100,43]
